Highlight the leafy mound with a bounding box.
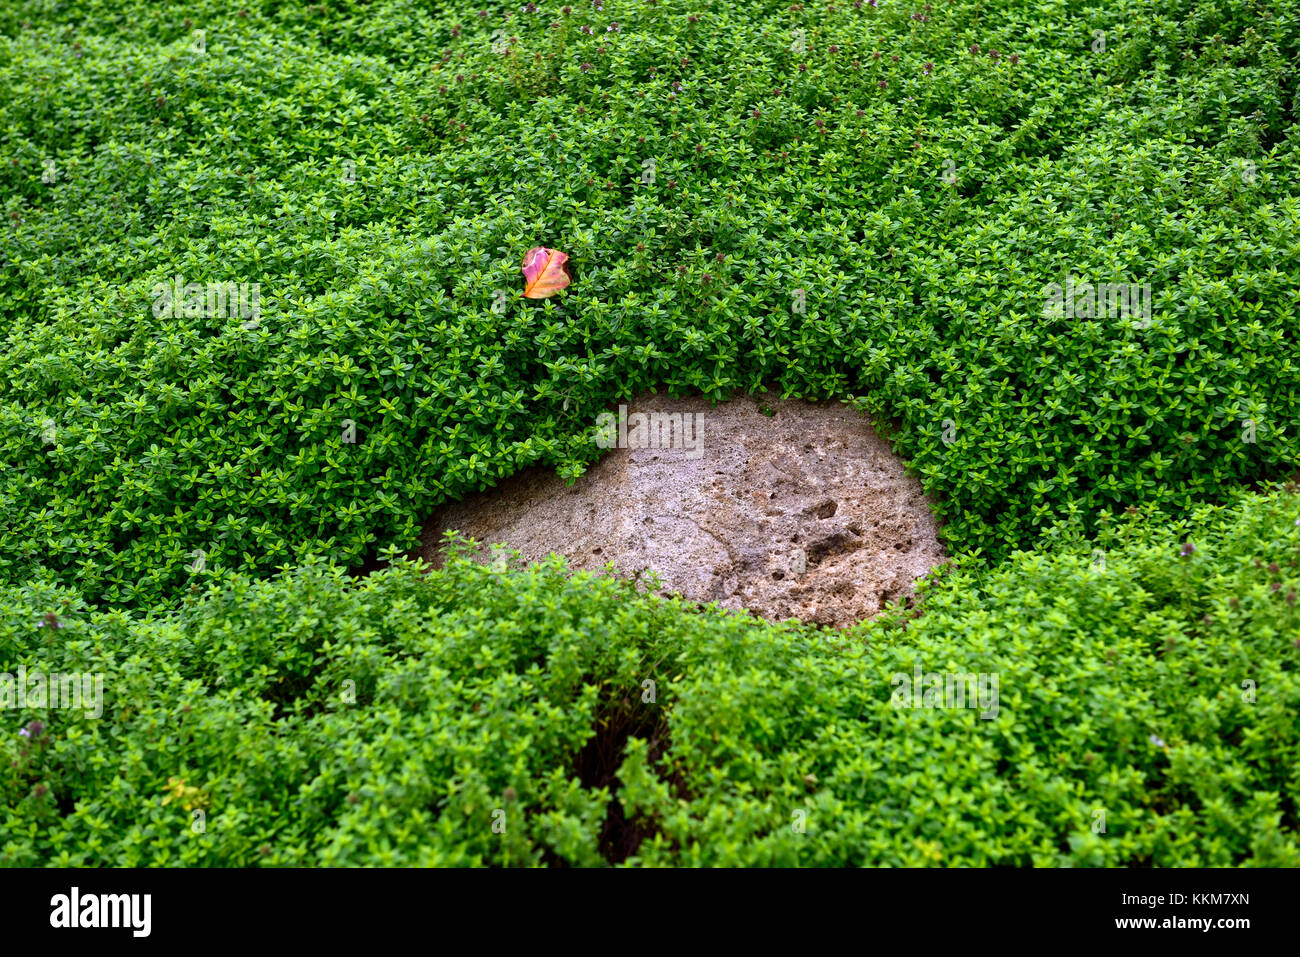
[2,0,1297,607]
[3,487,1296,866]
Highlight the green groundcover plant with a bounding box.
[1,486,1296,867]
[2,0,1298,870]
[1,0,1297,608]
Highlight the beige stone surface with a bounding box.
[418,391,947,627]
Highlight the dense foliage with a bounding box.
[2,0,1297,868]
[2,0,1297,607]
[2,487,1297,866]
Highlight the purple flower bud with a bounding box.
[1179,542,1195,559]
[607,21,619,31]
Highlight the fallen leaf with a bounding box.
[522,246,571,298]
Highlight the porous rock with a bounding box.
[419,392,947,627]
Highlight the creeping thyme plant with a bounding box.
[0,0,1296,865]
